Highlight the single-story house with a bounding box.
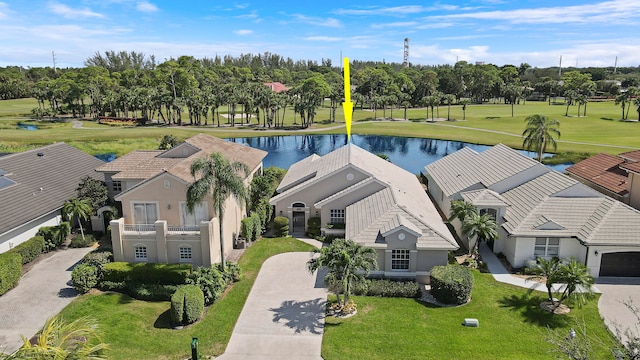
[567,150,640,210]
[269,143,458,283]
[426,144,640,277]
[96,134,267,266]
[0,143,105,253]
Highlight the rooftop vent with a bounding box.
[37,152,44,157]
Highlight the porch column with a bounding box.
[110,218,124,262]
[155,220,168,263]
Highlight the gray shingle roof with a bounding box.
[0,143,104,237]
[461,189,508,207]
[275,143,457,250]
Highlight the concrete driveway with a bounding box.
[218,252,327,360]
[597,277,640,343]
[0,246,94,354]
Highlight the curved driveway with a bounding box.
[218,252,327,360]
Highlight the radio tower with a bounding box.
[403,38,409,67]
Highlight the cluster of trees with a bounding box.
[3,51,640,124]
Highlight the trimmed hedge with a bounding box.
[355,279,420,298]
[430,265,474,305]
[71,263,99,294]
[101,262,191,285]
[170,285,204,325]
[126,282,178,301]
[272,216,289,237]
[69,234,96,248]
[8,236,45,264]
[307,217,321,237]
[0,252,22,296]
[82,251,113,268]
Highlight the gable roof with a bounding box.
[618,149,640,163]
[100,134,268,198]
[431,144,640,247]
[264,82,290,93]
[425,143,539,197]
[274,143,457,250]
[566,153,628,196]
[0,143,104,237]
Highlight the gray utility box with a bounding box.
[463,318,479,327]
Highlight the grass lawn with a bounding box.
[322,271,615,360]
[57,237,316,360]
[1,98,639,156]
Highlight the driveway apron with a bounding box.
[597,277,640,343]
[0,246,94,354]
[218,252,327,360]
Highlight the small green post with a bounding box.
[191,337,199,360]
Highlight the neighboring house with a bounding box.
[426,144,640,277]
[0,143,105,253]
[264,82,290,93]
[96,134,267,266]
[566,150,640,210]
[269,143,458,283]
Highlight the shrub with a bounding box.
[430,265,474,305]
[218,261,242,283]
[101,262,191,285]
[71,263,99,293]
[170,285,204,325]
[187,266,227,306]
[240,217,255,241]
[69,234,96,248]
[307,217,321,237]
[8,236,45,264]
[349,279,420,298]
[0,252,22,296]
[97,280,126,292]
[82,251,113,268]
[249,213,262,241]
[272,216,289,237]
[37,222,71,250]
[126,282,178,301]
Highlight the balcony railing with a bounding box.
[124,224,155,232]
[168,225,200,233]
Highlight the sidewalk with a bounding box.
[478,242,600,294]
[0,246,95,354]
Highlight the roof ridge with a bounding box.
[0,142,68,161]
[582,198,618,243]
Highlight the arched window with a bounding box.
[179,245,193,262]
[480,208,497,220]
[134,244,147,261]
[292,202,306,208]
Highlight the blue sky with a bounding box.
[0,0,638,68]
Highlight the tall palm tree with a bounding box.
[62,198,92,242]
[7,315,108,359]
[522,114,561,162]
[307,239,377,308]
[187,152,248,268]
[459,99,471,120]
[462,212,498,255]
[448,200,477,223]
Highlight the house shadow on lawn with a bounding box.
[498,294,570,329]
[269,298,326,335]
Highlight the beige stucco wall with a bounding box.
[628,173,640,210]
[508,237,584,268]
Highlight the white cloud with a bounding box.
[304,36,343,42]
[234,29,253,35]
[136,1,158,13]
[371,21,418,29]
[235,10,259,19]
[0,2,8,19]
[49,2,104,19]
[288,14,342,28]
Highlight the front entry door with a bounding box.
[292,212,305,233]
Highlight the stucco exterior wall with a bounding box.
[628,173,640,210]
[0,210,61,254]
[508,237,583,268]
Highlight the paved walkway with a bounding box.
[218,251,327,360]
[0,246,95,354]
[596,277,640,342]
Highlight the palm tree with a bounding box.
[459,99,471,120]
[462,212,498,255]
[556,258,595,309]
[307,239,377,309]
[187,152,248,268]
[635,97,640,122]
[443,94,456,120]
[526,256,562,304]
[522,114,561,162]
[448,200,477,223]
[62,198,92,242]
[7,315,108,359]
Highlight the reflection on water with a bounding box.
[229,135,571,174]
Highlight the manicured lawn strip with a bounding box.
[2,99,640,155]
[58,237,316,360]
[322,271,615,360]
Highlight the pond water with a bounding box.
[17,123,38,130]
[94,153,117,162]
[228,135,572,174]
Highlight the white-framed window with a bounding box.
[112,181,122,192]
[180,202,208,226]
[330,209,345,224]
[133,202,158,224]
[391,249,410,271]
[480,208,497,220]
[534,237,560,257]
[179,246,192,262]
[134,245,148,261]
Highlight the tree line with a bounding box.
[2,50,640,126]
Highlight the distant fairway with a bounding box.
[0,98,638,156]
